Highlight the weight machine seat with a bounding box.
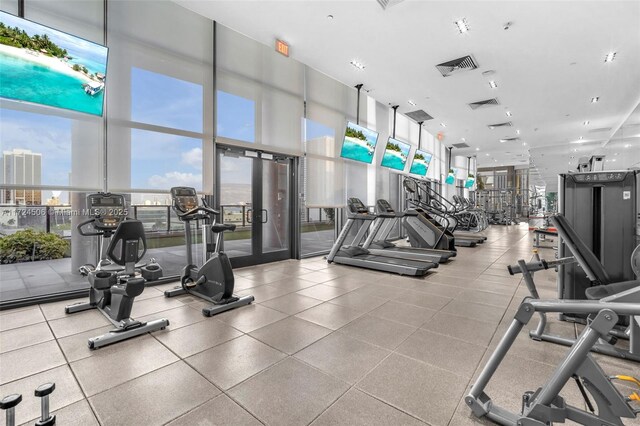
[550,214,611,285]
[106,220,147,265]
[585,280,640,300]
[211,224,236,233]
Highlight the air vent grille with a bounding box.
[488,122,512,129]
[589,127,612,133]
[469,98,499,109]
[376,0,405,10]
[405,110,434,122]
[436,55,478,77]
[452,143,470,148]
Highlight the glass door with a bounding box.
[217,147,295,268]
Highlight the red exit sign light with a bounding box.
[276,39,289,57]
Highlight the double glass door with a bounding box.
[217,147,295,268]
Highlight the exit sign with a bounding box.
[275,39,289,57]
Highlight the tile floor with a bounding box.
[1,224,639,426]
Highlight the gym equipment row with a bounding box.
[1,382,55,426]
[64,188,254,349]
[327,197,438,276]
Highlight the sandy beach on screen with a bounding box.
[345,136,374,150]
[0,43,95,84]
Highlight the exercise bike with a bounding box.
[164,187,254,317]
[65,192,169,349]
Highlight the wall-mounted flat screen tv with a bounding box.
[445,168,458,185]
[408,149,433,176]
[381,137,411,171]
[464,176,476,188]
[0,11,108,116]
[340,121,379,164]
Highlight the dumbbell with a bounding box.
[34,383,55,426]
[0,393,22,426]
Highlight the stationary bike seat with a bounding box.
[211,224,236,233]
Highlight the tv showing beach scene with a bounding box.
[0,11,108,116]
[465,176,475,188]
[408,149,433,176]
[340,121,379,164]
[381,137,411,172]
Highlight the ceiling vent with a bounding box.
[376,0,405,10]
[589,127,612,133]
[405,110,434,122]
[436,55,478,77]
[469,98,500,110]
[488,122,512,129]
[452,143,470,148]
[499,137,520,143]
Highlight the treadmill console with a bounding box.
[86,193,127,230]
[347,197,369,214]
[376,199,395,214]
[171,186,199,213]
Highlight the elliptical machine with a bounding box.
[164,187,254,317]
[65,192,169,349]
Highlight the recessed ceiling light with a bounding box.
[475,147,480,151]
[516,129,520,134]
[604,52,616,63]
[440,123,446,127]
[455,18,469,33]
[461,138,466,142]
[327,14,334,20]
[505,111,512,117]
[485,153,490,156]
[591,97,599,103]
[522,142,527,146]
[612,158,616,162]
[583,120,589,125]
[350,60,365,70]
[625,144,631,148]
[408,100,416,106]
[489,80,497,89]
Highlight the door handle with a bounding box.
[246,208,252,223]
[261,209,268,224]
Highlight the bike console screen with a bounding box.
[171,187,199,213]
[86,193,127,230]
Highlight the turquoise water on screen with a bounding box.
[0,52,104,116]
[341,139,374,164]
[381,152,407,171]
[410,161,428,175]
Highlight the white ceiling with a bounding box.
[175,0,640,179]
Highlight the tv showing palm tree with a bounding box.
[0,11,108,116]
[381,137,411,171]
[409,149,433,176]
[340,121,379,164]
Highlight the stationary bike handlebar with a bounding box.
[77,218,102,236]
[175,205,219,218]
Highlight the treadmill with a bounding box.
[327,198,437,276]
[362,199,456,263]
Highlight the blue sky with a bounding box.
[1,11,107,75]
